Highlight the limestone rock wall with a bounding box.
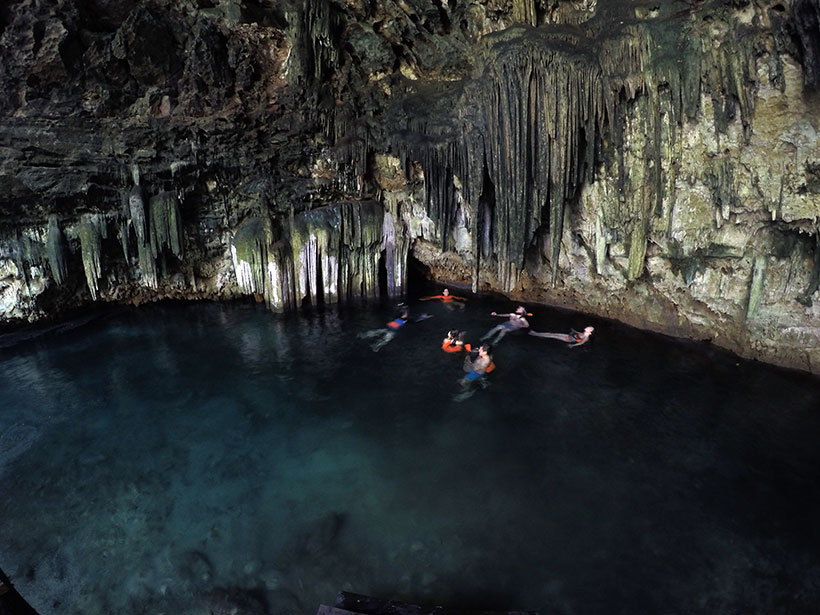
[0,0,819,374]
[389,1,820,374]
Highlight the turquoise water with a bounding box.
[1,297,819,615]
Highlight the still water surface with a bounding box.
[1,296,819,615]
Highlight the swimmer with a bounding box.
[420,288,467,310]
[462,343,494,381]
[357,305,408,351]
[529,326,594,347]
[454,343,495,401]
[357,305,432,352]
[480,306,530,344]
[442,330,469,353]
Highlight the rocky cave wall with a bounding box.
[1,0,819,374]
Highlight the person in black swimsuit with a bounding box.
[529,326,594,347]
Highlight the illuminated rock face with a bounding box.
[0,0,819,373]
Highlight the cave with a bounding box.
[1,1,820,614]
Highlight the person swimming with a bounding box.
[421,288,468,310]
[480,306,530,344]
[529,326,594,347]
[453,343,495,401]
[442,330,471,353]
[358,305,432,352]
[462,343,495,380]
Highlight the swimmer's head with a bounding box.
[480,343,493,356]
[515,306,526,315]
[443,288,450,295]
[584,326,595,335]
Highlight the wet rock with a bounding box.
[201,586,268,615]
[173,548,214,588]
[114,6,183,88]
[295,511,345,559]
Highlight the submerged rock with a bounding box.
[201,586,268,615]
[173,548,214,589]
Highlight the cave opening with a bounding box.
[406,251,432,294]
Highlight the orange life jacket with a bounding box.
[423,294,466,303]
[442,340,462,352]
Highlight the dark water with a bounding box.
[1,295,819,615]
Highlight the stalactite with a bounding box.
[301,0,344,140]
[130,186,147,246]
[624,93,660,281]
[469,173,482,293]
[546,1,599,25]
[366,5,776,294]
[13,227,47,295]
[232,215,274,301]
[232,214,296,312]
[420,145,457,251]
[302,0,340,83]
[627,223,648,281]
[334,133,369,196]
[92,212,107,240]
[338,200,384,302]
[127,185,158,288]
[680,31,703,121]
[793,0,820,88]
[0,229,27,295]
[699,18,759,141]
[269,242,296,311]
[747,254,767,320]
[291,206,340,306]
[149,191,184,261]
[480,30,603,289]
[706,159,738,224]
[594,211,608,274]
[232,202,387,311]
[381,193,413,299]
[512,0,536,26]
[118,218,130,264]
[46,215,67,285]
[382,208,398,297]
[77,216,102,300]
